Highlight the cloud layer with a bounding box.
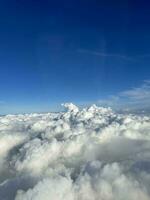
[0,103,150,199]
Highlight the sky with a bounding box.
[0,0,150,114]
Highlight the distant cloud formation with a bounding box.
[120,80,150,101]
[98,80,150,112]
[0,103,150,199]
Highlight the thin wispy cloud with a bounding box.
[78,49,150,62]
[120,80,150,101]
[98,80,150,112]
[78,49,136,61]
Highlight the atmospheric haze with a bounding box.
[0,103,150,199]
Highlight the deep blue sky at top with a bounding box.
[0,0,150,113]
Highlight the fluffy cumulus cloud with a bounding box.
[0,103,150,199]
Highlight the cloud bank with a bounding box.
[0,103,150,199]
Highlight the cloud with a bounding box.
[78,49,135,61]
[120,80,150,101]
[0,104,150,199]
[97,81,150,112]
[78,49,150,62]
[15,176,74,200]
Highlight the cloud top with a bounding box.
[0,103,150,199]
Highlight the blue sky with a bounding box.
[0,0,150,114]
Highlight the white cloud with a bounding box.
[0,103,150,199]
[120,80,150,101]
[15,176,74,200]
[97,81,150,112]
